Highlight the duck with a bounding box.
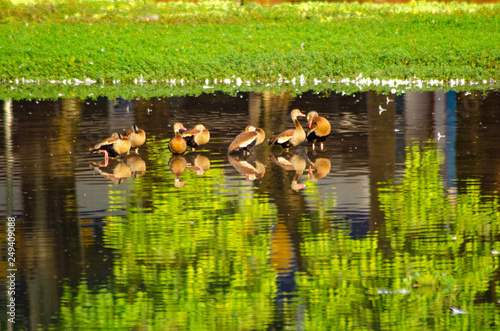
[168,123,187,155]
[269,109,306,151]
[228,125,266,155]
[124,125,146,153]
[306,111,331,151]
[181,124,210,151]
[89,132,131,166]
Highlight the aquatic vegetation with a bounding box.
[0,0,499,99]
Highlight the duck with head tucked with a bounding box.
[124,124,146,154]
[228,125,266,155]
[181,124,210,151]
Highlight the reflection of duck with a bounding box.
[168,155,187,188]
[185,152,210,175]
[269,109,306,151]
[168,123,187,155]
[123,154,146,178]
[89,159,131,185]
[89,132,131,166]
[124,125,146,153]
[269,152,306,191]
[228,154,266,181]
[228,125,266,155]
[307,151,331,182]
[181,124,210,151]
[306,111,331,151]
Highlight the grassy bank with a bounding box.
[0,0,499,99]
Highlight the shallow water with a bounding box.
[1,90,500,330]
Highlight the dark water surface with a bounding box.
[1,90,500,330]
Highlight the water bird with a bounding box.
[269,109,306,151]
[228,125,266,155]
[306,111,331,151]
[181,124,210,151]
[124,125,146,153]
[168,123,187,155]
[89,132,131,166]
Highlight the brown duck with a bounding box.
[168,123,187,155]
[306,111,331,151]
[269,109,306,151]
[228,125,266,155]
[124,125,146,153]
[181,124,210,151]
[90,132,131,165]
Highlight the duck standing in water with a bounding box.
[228,125,266,155]
[168,123,187,155]
[306,111,331,151]
[269,109,306,151]
[181,124,210,151]
[124,125,146,154]
[90,132,131,166]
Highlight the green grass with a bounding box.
[0,0,499,99]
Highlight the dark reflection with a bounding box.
[89,159,132,184]
[3,90,500,330]
[269,152,306,191]
[168,155,187,188]
[228,154,266,181]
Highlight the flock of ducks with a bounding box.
[165,109,331,155]
[89,109,332,187]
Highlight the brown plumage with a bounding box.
[89,132,131,165]
[181,124,210,151]
[269,109,306,151]
[306,111,331,151]
[185,153,211,175]
[89,159,131,185]
[124,154,146,178]
[228,155,266,181]
[124,125,146,153]
[228,125,266,155]
[168,123,187,155]
[307,155,331,182]
[269,152,306,191]
[168,155,187,188]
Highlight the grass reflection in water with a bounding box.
[56,142,500,330]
